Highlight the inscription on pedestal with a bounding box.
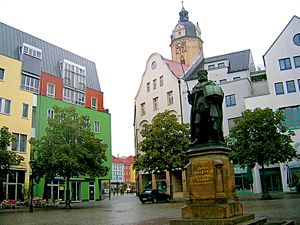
[188,160,215,199]
[192,163,213,185]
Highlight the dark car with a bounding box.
[139,189,171,204]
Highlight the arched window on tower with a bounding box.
[180,55,185,65]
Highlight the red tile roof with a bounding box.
[112,155,135,164]
[162,58,189,78]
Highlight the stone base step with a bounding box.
[170,214,267,225]
[265,220,294,225]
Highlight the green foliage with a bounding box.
[227,108,298,169]
[0,126,24,170]
[134,110,190,173]
[0,126,24,200]
[31,106,109,181]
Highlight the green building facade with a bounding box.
[33,96,112,201]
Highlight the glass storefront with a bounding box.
[2,170,26,201]
[71,181,81,202]
[46,180,65,201]
[260,167,282,192]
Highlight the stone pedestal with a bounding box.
[170,145,266,225]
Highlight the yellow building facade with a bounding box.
[0,54,34,200]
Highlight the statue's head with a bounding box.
[197,70,208,82]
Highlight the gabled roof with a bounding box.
[0,22,101,91]
[162,58,189,78]
[183,49,251,81]
[134,53,189,101]
[263,15,300,60]
[112,155,135,164]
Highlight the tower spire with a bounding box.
[179,2,189,22]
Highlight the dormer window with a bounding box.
[218,62,225,68]
[208,64,215,70]
[60,60,87,106]
[19,43,42,60]
[60,60,86,91]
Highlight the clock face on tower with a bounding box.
[175,41,187,55]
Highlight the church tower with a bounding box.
[170,2,203,65]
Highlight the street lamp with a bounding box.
[29,159,36,213]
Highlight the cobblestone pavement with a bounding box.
[0,193,300,225]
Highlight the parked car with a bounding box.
[139,189,171,204]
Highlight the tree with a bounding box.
[134,110,190,199]
[0,126,24,200]
[227,107,298,199]
[31,106,108,208]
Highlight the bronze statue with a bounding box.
[188,70,225,146]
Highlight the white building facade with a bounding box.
[182,15,300,194]
[244,15,300,193]
[134,52,188,195]
[134,4,300,195]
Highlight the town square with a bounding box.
[1,0,300,224]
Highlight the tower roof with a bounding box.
[170,3,200,42]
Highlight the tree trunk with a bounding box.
[261,165,271,200]
[169,170,173,200]
[65,176,71,208]
[0,171,5,201]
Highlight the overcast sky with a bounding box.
[1,0,299,157]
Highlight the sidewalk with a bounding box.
[238,191,300,201]
[1,194,300,225]
[1,192,300,213]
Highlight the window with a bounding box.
[275,82,284,95]
[140,102,146,116]
[12,133,27,152]
[293,33,300,46]
[281,105,300,129]
[220,79,227,84]
[0,68,4,80]
[83,118,90,128]
[151,61,157,70]
[61,60,86,91]
[0,97,11,114]
[208,64,215,70]
[21,73,40,94]
[19,43,42,60]
[298,79,300,91]
[63,88,85,106]
[94,121,100,133]
[153,79,157,90]
[47,83,55,98]
[167,91,174,105]
[225,94,236,107]
[160,76,164,87]
[47,109,54,119]
[76,92,85,106]
[286,80,296,93]
[22,103,29,118]
[293,56,300,68]
[2,170,26,200]
[91,97,98,110]
[279,58,292,70]
[218,62,225,68]
[146,82,150,92]
[153,97,159,111]
[63,88,74,103]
